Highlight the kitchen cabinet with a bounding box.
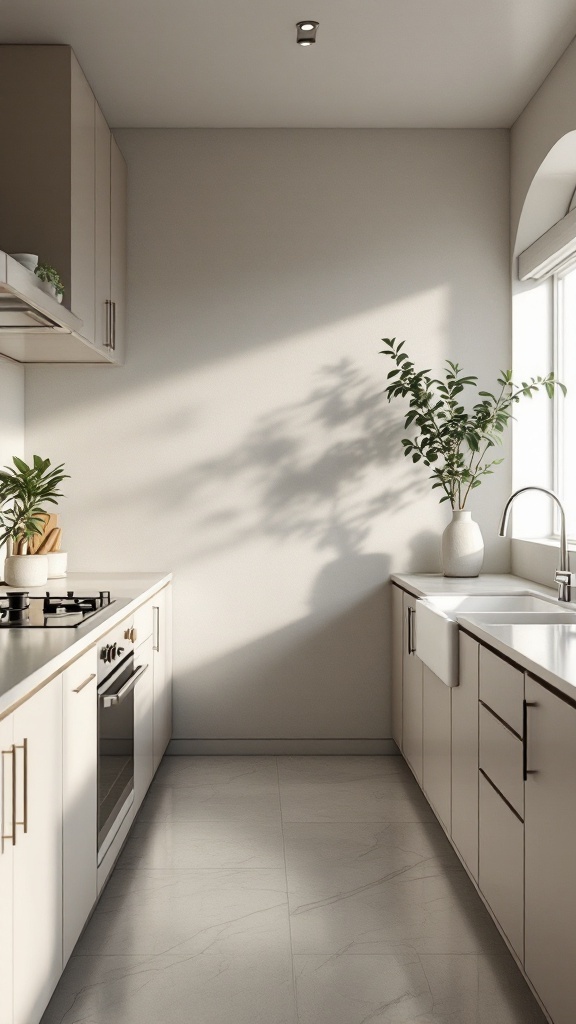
[0,45,126,364]
[134,634,154,812]
[524,675,576,1024]
[12,676,63,1024]
[62,649,98,965]
[391,584,403,749]
[478,770,524,962]
[0,714,14,1024]
[401,591,423,784]
[451,632,479,880]
[152,586,173,772]
[477,645,524,963]
[422,665,451,832]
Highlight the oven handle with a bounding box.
[100,663,148,708]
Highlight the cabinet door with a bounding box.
[62,651,98,964]
[110,136,127,363]
[524,677,576,1024]
[391,584,403,749]
[94,101,112,352]
[12,677,62,1024]
[70,53,96,340]
[153,587,173,772]
[402,593,423,784]
[451,633,479,880]
[134,636,154,812]
[479,772,524,962]
[422,666,451,831]
[0,714,14,1024]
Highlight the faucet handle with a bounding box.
[554,569,575,602]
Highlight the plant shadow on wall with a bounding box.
[182,357,427,582]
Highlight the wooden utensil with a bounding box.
[29,513,58,554]
[36,528,61,554]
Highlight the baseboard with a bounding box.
[166,738,399,756]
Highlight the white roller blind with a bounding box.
[519,206,576,280]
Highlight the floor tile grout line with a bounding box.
[276,755,300,1024]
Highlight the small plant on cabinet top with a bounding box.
[34,261,64,297]
[381,337,566,511]
[0,456,69,554]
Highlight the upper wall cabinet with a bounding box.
[0,45,126,364]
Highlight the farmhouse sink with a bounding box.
[415,591,574,686]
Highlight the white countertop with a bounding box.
[0,572,171,719]
[392,572,576,701]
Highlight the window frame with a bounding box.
[553,255,576,541]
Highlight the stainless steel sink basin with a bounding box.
[415,591,573,686]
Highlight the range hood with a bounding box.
[0,252,82,334]
[0,252,112,363]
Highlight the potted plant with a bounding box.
[34,261,64,303]
[381,337,566,576]
[0,455,69,587]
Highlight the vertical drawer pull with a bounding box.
[153,606,160,652]
[14,738,28,834]
[523,699,538,782]
[1,746,16,846]
[407,606,416,654]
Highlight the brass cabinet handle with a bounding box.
[14,738,28,835]
[153,606,160,652]
[2,745,16,846]
[111,300,116,351]
[73,672,96,694]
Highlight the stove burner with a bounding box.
[0,590,31,624]
[0,589,114,628]
[43,590,112,615]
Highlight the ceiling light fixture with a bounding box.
[296,21,319,46]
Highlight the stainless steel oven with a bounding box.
[97,624,147,865]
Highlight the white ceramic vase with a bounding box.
[4,554,49,588]
[441,509,484,578]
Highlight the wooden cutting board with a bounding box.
[28,513,59,554]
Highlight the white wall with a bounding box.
[25,129,511,752]
[0,355,25,477]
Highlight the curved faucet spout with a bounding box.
[499,486,573,601]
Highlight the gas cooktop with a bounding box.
[0,590,114,628]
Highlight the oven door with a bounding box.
[97,655,147,863]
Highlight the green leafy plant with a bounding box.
[381,337,566,510]
[0,455,69,554]
[34,261,64,297]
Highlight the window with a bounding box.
[554,259,576,538]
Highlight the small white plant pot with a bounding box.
[47,552,68,579]
[4,554,49,588]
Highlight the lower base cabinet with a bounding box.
[451,633,479,881]
[0,714,14,1024]
[422,666,451,831]
[12,676,63,1024]
[524,676,576,1024]
[402,592,423,784]
[478,772,524,962]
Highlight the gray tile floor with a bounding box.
[41,756,547,1023]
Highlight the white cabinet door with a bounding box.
[0,714,14,1024]
[134,635,154,812]
[478,771,524,962]
[451,632,479,881]
[12,677,62,1024]
[110,136,127,363]
[422,666,451,832]
[94,101,112,353]
[391,584,403,749]
[62,650,98,964]
[70,53,96,341]
[524,676,576,1024]
[152,587,172,773]
[402,592,423,784]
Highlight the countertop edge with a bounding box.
[0,572,172,720]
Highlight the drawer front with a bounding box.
[479,772,524,962]
[479,646,524,734]
[479,703,524,817]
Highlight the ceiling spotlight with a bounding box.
[296,21,319,45]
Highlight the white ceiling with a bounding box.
[3,0,576,128]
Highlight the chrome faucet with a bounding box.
[498,486,574,603]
